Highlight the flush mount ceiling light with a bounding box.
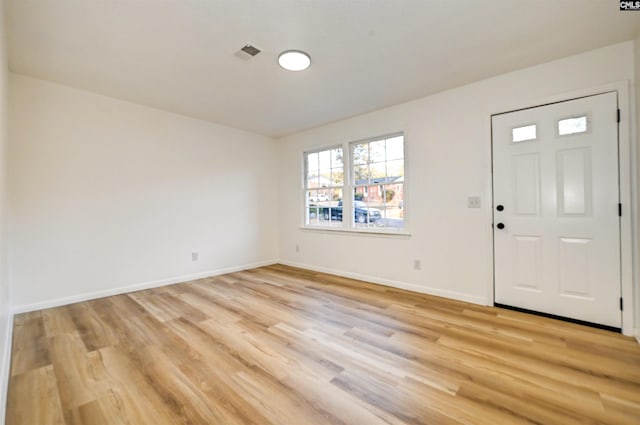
[278,50,311,71]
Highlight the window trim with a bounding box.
[302,132,408,235]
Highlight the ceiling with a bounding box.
[5,1,640,137]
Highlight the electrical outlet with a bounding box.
[467,196,481,208]
[192,251,199,262]
[413,259,421,270]
[295,244,300,253]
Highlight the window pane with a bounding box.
[330,188,343,204]
[318,188,343,227]
[352,143,369,165]
[370,162,386,181]
[307,152,319,172]
[512,124,537,142]
[382,183,403,225]
[307,204,320,225]
[352,187,381,227]
[354,163,369,184]
[331,148,343,168]
[386,160,404,179]
[306,190,320,225]
[369,140,385,162]
[309,190,332,203]
[558,116,588,136]
[352,184,404,229]
[376,207,404,230]
[318,150,331,170]
[306,209,319,225]
[381,183,402,206]
[306,174,318,189]
[386,136,404,160]
[318,169,331,188]
[331,167,344,186]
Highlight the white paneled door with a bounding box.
[492,92,621,328]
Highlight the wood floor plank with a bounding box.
[10,315,51,377]
[98,346,193,425]
[49,332,113,410]
[7,264,640,424]
[7,365,65,425]
[66,302,119,352]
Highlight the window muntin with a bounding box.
[304,146,344,227]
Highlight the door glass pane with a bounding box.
[512,124,537,142]
[558,116,588,136]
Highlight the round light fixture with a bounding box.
[278,50,311,71]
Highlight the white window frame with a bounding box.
[303,145,344,228]
[302,132,408,235]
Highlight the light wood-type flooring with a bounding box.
[7,264,640,424]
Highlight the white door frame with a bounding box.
[484,81,636,336]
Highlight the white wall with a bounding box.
[0,2,12,422]
[8,74,278,311]
[278,42,637,310]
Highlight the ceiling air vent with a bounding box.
[236,43,261,59]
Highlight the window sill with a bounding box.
[299,225,411,238]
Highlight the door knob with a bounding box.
[496,223,505,229]
[496,205,504,211]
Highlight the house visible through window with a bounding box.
[304,133,405,233]
[304,146,344,227]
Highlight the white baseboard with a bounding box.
[0,312,13,425]
[11,256,488,315]
[279,260,487,306]
[635,328,640,344]
[12,259,278,314]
